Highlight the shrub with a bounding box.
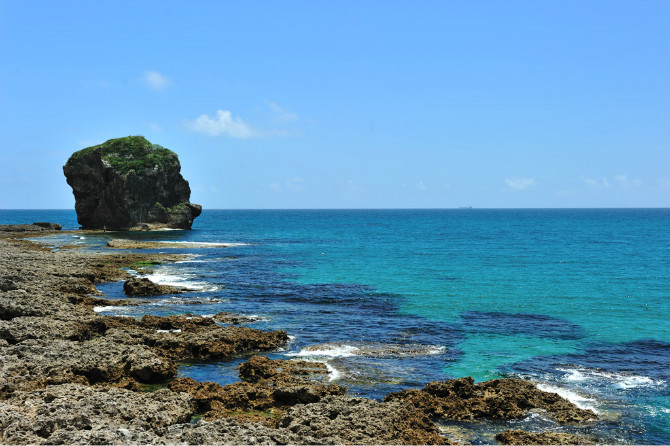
[66,136,179,175]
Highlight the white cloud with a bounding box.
[416,181,427,190]
[581,174,641,189]
[615,174,642,188]
[186,110,256,138]
[267,101,299,122]
[580,176,599,187]
[286,177,304,191]
[143,70,171,91]
[505,177,535,191]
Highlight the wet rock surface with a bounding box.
[102,315,289,363]
[0,223,61,233]
[123,276,184,296]
[106,238,239,249]
[213,311,265,325]
[169,355,346,423]
[238,354,331,383]
[384,376,598,423]
[495,429,595,445]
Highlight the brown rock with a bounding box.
[278,395,454,445]
[32,222,62,231]
[97,315,289,363]
[213,311,264,325]
[239,354,329,383]
[384,377,597,423]
[169,356,346,420]
[496,429,595,445]
[123,276,183,296]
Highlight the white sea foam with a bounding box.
[427,346,447,355]
[288,344,360,358]
[614,375,657,389]
[325,362,341,381]
[536,383,600,413]
[287,342,446,359]
[156,241,248,247]
[558,366,662,390]
[142,271,218,292]
[93,306,124,312]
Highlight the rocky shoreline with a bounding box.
[1,225,599,444]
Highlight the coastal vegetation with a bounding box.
[66,136,178,176]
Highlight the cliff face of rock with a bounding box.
[63,136,202,230]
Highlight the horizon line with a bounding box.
[2,207,669,211]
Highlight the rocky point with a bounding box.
[63,136,202,230]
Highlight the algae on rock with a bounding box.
[63,136,202,230]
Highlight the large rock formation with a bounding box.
[63,136,202,230]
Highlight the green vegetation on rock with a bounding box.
[66,136,178,175]
[128,260,162,269]
[167,202,188,213]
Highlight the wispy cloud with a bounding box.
[346,179,365,192]
[268,178,305,192]
[185,110,256,138]
[581,176,611,188]
[581,174,641,190]
[286,177,304,191]
[142,70,171,91]
[614,174,642,189]
[415,181,428,190]
[267,101,299,122]
[147,122,163,132]
[505,177,535,191]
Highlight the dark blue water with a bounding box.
[2,208,669,444]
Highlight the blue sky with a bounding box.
[1,0,668,209]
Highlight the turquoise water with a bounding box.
[2,208,669,444]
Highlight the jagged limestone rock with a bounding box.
[63,136,202,230]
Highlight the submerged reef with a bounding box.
[63,136,201,230]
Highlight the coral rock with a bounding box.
[495,429,595,445]
[384,377,598,424]
[123,277,183,297]
[63,136,201,230]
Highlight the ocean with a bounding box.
[2,208,669,444]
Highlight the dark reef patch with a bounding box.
[459,311,587,340]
